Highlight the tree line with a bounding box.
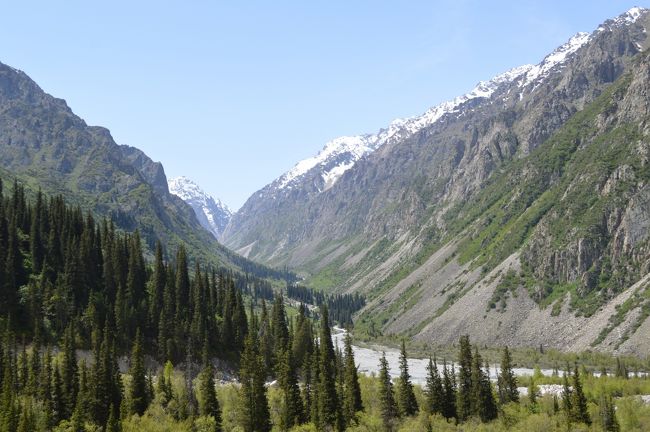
[286,284,365,327]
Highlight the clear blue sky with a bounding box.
[0,1,643,209]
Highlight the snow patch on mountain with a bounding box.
[521,32,591,89]
[277,65,532,192]
[272,7,648,195]
[169,176,232,239]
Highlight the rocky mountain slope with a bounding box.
[223,7,650,355]
[0,61,282,278]
[168,176,232,240]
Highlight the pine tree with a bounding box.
[61,324,78,419]
[378,352,398,431]
[397,340,418,417]
[239,325,271,432]
[52,362,65,425]
[424,356,443,415]
[292,303,312,369]
[271,293,289,354]
[309,343,321,427]
[156,361,173,407]
[149,242,166,338]
[441,360,457,421]
[528,378,538,411]
[198,364,222,432]
[276,348,303,429]
[342,333,363,425]
[317,305,339,430]
[570,364,591,425]
[471,350,497,422]
[561,371,573,425]
[497,346,518,405]
[129,329,148,415]
[456,335,473,422]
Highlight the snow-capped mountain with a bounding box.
[274,65,534,195]
[168,176,232,240]
[269,13,625,197]
[223,6,649,267]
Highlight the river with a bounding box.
[331,327,559,386]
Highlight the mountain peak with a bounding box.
[169,176,232,239]
[598,6,648,32]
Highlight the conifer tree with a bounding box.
[342,333,363,425]
[292,303,312,369]
[425,356,443,415]
[471,350,497,422]
[175,245,190,327]
[239,325,271,432]
[497,346,518,405]
[301,349,313,422]
[258,300,274,375]
[570,364,591,425]
[561,371,573,424]
[397,340,418,417]
[61,324,78,419]
[51,362,65,425]
[277,348,303,429]
[378,352,398,431]
[129,329,148,416]
[198,364,222,432]
[271,293,289,354]
[456,335,473,422]
[317,305,339,430]
[149,242,166,337]
[528,378,538,411]
[441,360,457,421]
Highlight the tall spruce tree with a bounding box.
[456,335,473,422]
[198,364,222,432]
[317,305,339,430]
[397,340,418,417]
[61,324,78,419]
[441,360,457,421]
[378,352,398,432]
[129,329,148,416]
[561,371,573,425]
[276,348,303,430]
[497,346,518,405]
[425,356,443,415]
[570,364,591,425]
[239,324,271,432]
[472,353,497,423]
[342,333,363,426]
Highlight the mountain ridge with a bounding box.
[221,7,650,355]
[0,59,287,281]
[168,176,232,240]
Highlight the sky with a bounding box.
[0,1,644,209]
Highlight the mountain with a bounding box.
[223,7,650,355]
[168,176,232,239]
[0,60,284,279]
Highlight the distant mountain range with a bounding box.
[168,176,232,240]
